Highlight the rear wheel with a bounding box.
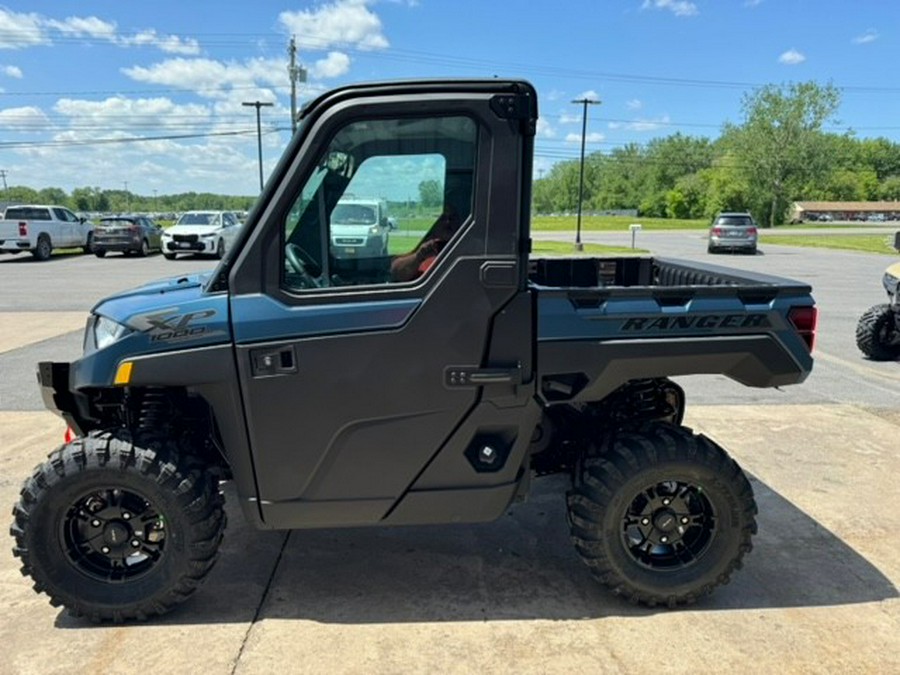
[163,252,176,260]
[138,239,150,257]
[567,422,757,607]
[10,432,226,622]
[94,250,107,258]
[33,235,52,261]
[83,233,94,255]
[856,303,900,361]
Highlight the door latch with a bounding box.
[250,346,297,377]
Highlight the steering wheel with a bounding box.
[285,243,322,289]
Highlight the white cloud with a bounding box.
[120,30,201,55]
[45,16,117,40]
[641,0,699,17]
[558,112,580,124]
[536,118,556,139]
[576,90,600,102]
[279,0,389,52]
[0,106,51,130]
[310,51,351,78]
[853,29,879,45]
[0,9,48,49]
[565,132,605,144]
[54,97,212,132]
[608,115,671,132]
[2,65,22,78]
[626,99,643,110]
[0,9,200,55]
[779,49,806,65]
[123,58,286,98]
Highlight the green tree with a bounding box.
[418,179,442,208]
[879,175,900,200]
[727,81,840,227]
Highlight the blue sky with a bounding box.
[2,0,900,197]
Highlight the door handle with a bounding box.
[445,365,522,388]
[250,346,297,377]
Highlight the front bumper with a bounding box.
[36,361,90,435]
[163,237,217,254]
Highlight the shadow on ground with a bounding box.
[56,474,897,628]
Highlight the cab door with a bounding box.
[227,81,537,529]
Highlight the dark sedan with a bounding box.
[93,216,164,257]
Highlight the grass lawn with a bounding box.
[531,215,706,231]
[760,234,899,255]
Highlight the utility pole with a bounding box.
[572,96,601,252]
[0,169,7,197]
[287,36,307,134]
[243,100,274,191]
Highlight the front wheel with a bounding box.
[567,422,757,608]
[856,303,900,361]
[215,238,225,259]
[83,233,94,255]
[10,432,226,622]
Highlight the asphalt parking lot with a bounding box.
[0,242,898,674]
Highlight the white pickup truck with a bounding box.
[0,204,95,261]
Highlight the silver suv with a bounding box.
[708,212,758,255]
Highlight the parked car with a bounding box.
[708,212,758,254]
[161,210,241,260]
[0,204,94,260]
[93,215,164,258]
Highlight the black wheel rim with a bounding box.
[621,479,716,570]
[61,487,167,582]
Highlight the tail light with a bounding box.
[789,306,818,352]
[747,227,758,236]
[18,222,27,236]
[64,426,75,443]
[711,227,723,236]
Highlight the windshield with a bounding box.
[332,204,377,225]
[177,213,217,226]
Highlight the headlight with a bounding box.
[201,232,217,238]
[94,315,131,350]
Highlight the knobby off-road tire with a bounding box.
[567,422,757,608]
[10,431,226,622]
[855,303,900,361]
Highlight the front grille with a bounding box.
[173,234,199,243]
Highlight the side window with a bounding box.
[282,115,476,292]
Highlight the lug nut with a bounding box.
[662,498,671,506]
[131,540,140,548]
[660,536,668,543]
[641,518,650,525]
[122,512,131,520]
[101,546,110,554]
[681,517,689,524]
[91,519,101,527]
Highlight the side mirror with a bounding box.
[894,230,900,252]
[387,218,397,230]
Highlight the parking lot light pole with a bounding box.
[243,101,274,191]
[572,96,600,252]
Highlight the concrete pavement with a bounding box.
[1,400,897,674]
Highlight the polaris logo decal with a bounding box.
[621,313,771,331]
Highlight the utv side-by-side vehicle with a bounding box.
[856,231,900,361]
[11,80,817,622]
